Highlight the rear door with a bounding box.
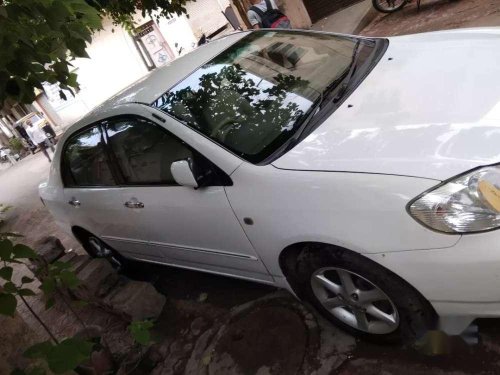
[61,124,149,257]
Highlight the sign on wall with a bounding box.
[134,21,175,69]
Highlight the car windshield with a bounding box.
[152,30,379,163]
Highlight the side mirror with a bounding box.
[171,159,198,188]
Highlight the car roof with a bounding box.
[81,32,250,122]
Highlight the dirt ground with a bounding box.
[360,0,500,37]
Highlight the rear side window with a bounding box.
[62,126,115,187]
[103,117,193,185]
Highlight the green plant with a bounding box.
[0,0,190,108]
[0,233,96,374]
[8,137,24,153]
[128,319,155,346]
[16,338,94,375]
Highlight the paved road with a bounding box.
[0,152,51,213]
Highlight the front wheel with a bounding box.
[372,0,408,13]
[81,234,132,273]
[293,247,435,343]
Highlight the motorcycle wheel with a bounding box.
[372,0,407,13]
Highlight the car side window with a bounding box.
[103,117,193,185]
[62,126,115,187]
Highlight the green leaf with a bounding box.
[24,341,53,359]
[72,300,88,308]
[40,278,56,296]
[0,293,17,316]
[46,338,93,374]
[128,320,154,346]
[45,297,55,310]
[0,239,13,260]
[3,281,17,293]
[18,288,36,297]
[0,266,13,281]
[21,276,35,284]
[13,244,37,259]
[59,269,79,289]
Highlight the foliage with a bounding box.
[8,137,24,153]
[128,319,155,346]
[154,64,307,157]
[90,0,191,31]
[0,0,102,106]
[22,338,93,374]
[0,0,190,108]
[0,225,92,374]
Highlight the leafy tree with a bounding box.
[0,0,189,108]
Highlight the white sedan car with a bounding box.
[40,28,500,342]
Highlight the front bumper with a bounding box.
[365,230,500,333]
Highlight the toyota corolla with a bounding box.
[40,28,500,342]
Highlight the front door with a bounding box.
[102,116,271,281]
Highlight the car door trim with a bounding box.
[102,235,259,260]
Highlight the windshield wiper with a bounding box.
[276,40,371,157]
[332,40,363,103]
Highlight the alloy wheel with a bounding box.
[311,267,399,334]
[88,236,122,270]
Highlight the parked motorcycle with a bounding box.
[372,0,409,13]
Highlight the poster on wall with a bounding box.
[134,20,174,68]
[42,82,76,111]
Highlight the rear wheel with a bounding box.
[291,246,435,343]
[372,0,407,13]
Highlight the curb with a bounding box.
[354,6,379,34]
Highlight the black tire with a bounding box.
[290,245,436,344]
[77,231,134,274]
[372,0,408,13]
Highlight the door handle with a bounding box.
[124,200,144,209]
[68,198,81,207]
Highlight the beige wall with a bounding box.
[279,0,312,28]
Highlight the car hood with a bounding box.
[273,28,500,181]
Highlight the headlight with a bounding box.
[408,165,500,234]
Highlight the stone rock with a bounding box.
[147,344,163,364]
[185,327,217,375]
[69,254,93,273]
[104,280,166,321]
[57,251,78,265]
[29,236,66,274]
[35,236,65,262]
[74,259,120,301]
[190,317,207,336]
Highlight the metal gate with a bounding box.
[303,0,363,23]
